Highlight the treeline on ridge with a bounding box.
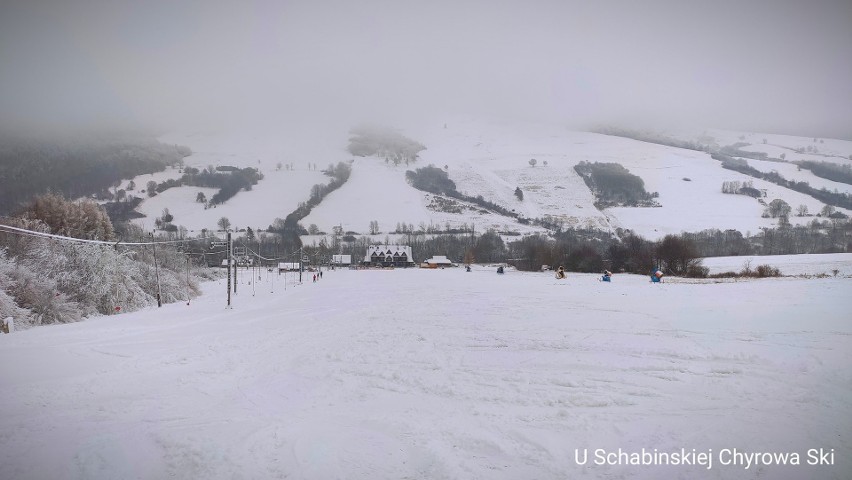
[0,131,191,215]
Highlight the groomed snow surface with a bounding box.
[1,259,851,479]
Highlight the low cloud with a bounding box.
[1,0,850,138]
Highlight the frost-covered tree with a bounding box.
[796,204,809,217]
[146,181,158,196]
[514,187,524,201]
[529,158,537,167]
[218,217,231,231]
[20,193,114,240]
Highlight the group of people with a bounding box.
[555,266,612,282]
[312,270,324,283]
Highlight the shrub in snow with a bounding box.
[0,253,34,328]
[0,252,82,325]
[755,265,781,277]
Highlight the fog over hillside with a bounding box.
[1,0,851,139]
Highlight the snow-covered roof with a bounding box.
[364,245,413,262]
[424,256,453,265]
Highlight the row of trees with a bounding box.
[574,161,659,208]
[721,180,761,198]
[405,165,519,218]
[263,162,354,254]
[797,161,852,185]
[713,153,852,210]
[146,166,264,206]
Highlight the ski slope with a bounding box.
[1,263,850,479]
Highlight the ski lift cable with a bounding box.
[0,223,213,247]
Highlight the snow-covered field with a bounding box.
[2,262,850,479]
[701,253,852,277]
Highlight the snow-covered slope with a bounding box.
[1,263,850,479]
[119,119,851,240]
[701,252,852,276]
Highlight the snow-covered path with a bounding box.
[1,267,850,479]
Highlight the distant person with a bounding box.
[602,270,612,282]
[555,266,566,279]
[497,266,504,274]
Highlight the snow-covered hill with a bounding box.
[117,119,852,240]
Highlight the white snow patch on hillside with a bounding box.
[673,128,852,164]
[302,158,540,235]
[701,253,852,276]
[133,169,327,232]
[125,129,350,232]
[1,263,850,479]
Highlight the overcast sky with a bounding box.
[1,0,851,138]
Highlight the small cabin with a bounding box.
[421,256,454,268]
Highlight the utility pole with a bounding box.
[151,233,162,307]
[227,230,232,307]
[185,256,190,305]
[233,242,238,294]
[299,247,303,283]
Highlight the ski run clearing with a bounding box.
[1,255,851,479]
